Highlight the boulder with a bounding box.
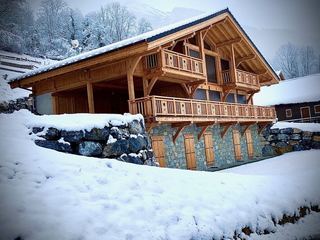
[35,139,72,153]
[78,141,103,156]
[292,128,302,134]
[312,141,320,149]
[302,131,312,140]
[288,140,299,146]
[61,130,84,143]
[32,127,44,134]
[128,136,147,153]
[290,134,301,141]
[102,139,129,157]
[84,127,109,141]
[270,128,280,134]
[118,153,144,165]
[275,142,293,155]
[312,135,320,142]
[277,134,290,142]
[293,145,305,151]
[279,128,293,134]
[44,127,60,140]
[110,127,130,140]
[146,149,154,159]
[128,120,144,135]
[262,145,276,156]
[267,134,277,142]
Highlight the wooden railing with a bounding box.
[129,95,276,121]
[222,69,259,87]
[144,50,205,77]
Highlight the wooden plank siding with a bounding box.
[245,129,254,159]
[232,129,242,161]
[151,136,166,167]
[203,133,215,166]
[184,134,197,170]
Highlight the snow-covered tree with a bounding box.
[137,18,153,34]
[273,43,299,79]
[299,46,317,76]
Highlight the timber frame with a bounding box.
[9,8,278,133]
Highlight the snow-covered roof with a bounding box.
[254,73,320,106]
[9,8,278,84]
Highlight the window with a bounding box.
[237,94,246,104]
[300,106,311,119]
[226,93,235,103]
[194,89,207,100]
[184,134,197,170]
[205,55,217,83]
[285,109,292,118]
[151,136,166,167]
[209,90,221,101]
[189,49,200,59]
[314,105,320,114]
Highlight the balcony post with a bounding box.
[230,44,237,83]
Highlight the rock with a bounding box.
[127,155,144,165]
[312,141,320,149]
[78,141,103,156]
[312,135,320,142]
[267,134,277,142]
[144,159,158,166]
[293,145,305,151]
[290,134,301,141]
[146,149,154,159]
[277,134,290,142]
[262,145,276,156]
[302,131,312,140]
[32,127,44,134]
[84,127,109,141]
[275,142,293,155]
[261,128,270,138]
[288,140,299,146]
[301,140,312,150]
[279,128,293,134]
[61,130,84,143]
[102,139,129,157]
[35,139,72,153]
[270,128,280,134]
[128,120,144,135]
[292,128,302,134]
[128,136,147,153]
[44,127,60,140]
[110,127,130,140]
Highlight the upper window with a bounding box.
[226,93,235,103]
[194,89,207,100]
[189,49,200,59]
[209,90,221,101]
[285,109,292,118]
[237,94,246,104]
[205,55,217,83]
[314,105,320,114]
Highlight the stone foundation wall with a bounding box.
[151,123,263,170]
[0,97,34,113]
[261,127,320,156]
[31,119,157,166]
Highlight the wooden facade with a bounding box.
[10,9,279,166]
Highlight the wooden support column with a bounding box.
[86,81,95,113]
[52,94,58,114]
[127,56,142,101]
[230,44,237,84]
[143,77,148,96]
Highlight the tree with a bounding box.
[299,46,317,76]
[273,43,299,79]
[137,18,153,34]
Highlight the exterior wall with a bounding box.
[275,101,320,122]
[150,123,263,170]
[35,93,52,115]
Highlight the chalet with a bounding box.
[254,73,320,123]
[9,9,280,170]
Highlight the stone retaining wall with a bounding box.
[261,126,320,156]
[0,97,34,113]
[30,119,157,166]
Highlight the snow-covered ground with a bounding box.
[0,71,30,102]
[0,110,319,240]
[272,121,320,132]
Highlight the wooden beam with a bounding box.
[222,88,233,102]
[216,37,242,48]
[220,122,235,138]
[146,123,156,134]
[147,76,158,95]
[181,83,191,97]
[230,44,237,84]
[127,55,142,101]
[127,73,135,101]
[236,54,255,67]
[172,122,191,144]
[86,81,95,113]
[258,122,270,135]
[247,92,256,104]
[240,122,255,136]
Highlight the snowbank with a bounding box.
[0,71,29,102]
[272,121,320,132]
[0,110,320,240]
[254,73,320,106]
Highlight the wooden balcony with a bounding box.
[129,95,276,124]
[144,49,206,81]
[222,69,260,91]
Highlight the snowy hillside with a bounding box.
[0,110,319,240]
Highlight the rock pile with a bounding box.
[0,97,34,113]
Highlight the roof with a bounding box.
[254,73,320,106]
[9,8,279,84]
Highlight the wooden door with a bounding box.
[232,129,242,161]
[300,107,311,119]
[184,134,197,170]
[151,136,166,167]
[204,133,215,166]
[245,129,254,159]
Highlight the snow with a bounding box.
[0,71,30,102]
[271,121,320,132]
[0,110,320,240]
[254,73,320,106]
[9,8,227,83]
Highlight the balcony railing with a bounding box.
[222,69,259,88]
[129,95,276,123]
[144,49,205,77]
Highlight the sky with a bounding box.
[28,0,320,61]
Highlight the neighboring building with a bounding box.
[9,9,279,170]
[254,73,320,123]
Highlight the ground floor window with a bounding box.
[285,108,292,118]
[300,106,311,119]
[184,134,197,170]
[314,105,320,114]
[151,136,166,167]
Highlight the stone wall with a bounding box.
[31,119,157,166]
[261,126,320,156]
[0,97,34,113]
[151,123,263,170]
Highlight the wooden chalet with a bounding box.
[10,9,280,170]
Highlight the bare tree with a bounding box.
[137,18,153,34]
[299,46,317,76]
[274,43,299,79]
